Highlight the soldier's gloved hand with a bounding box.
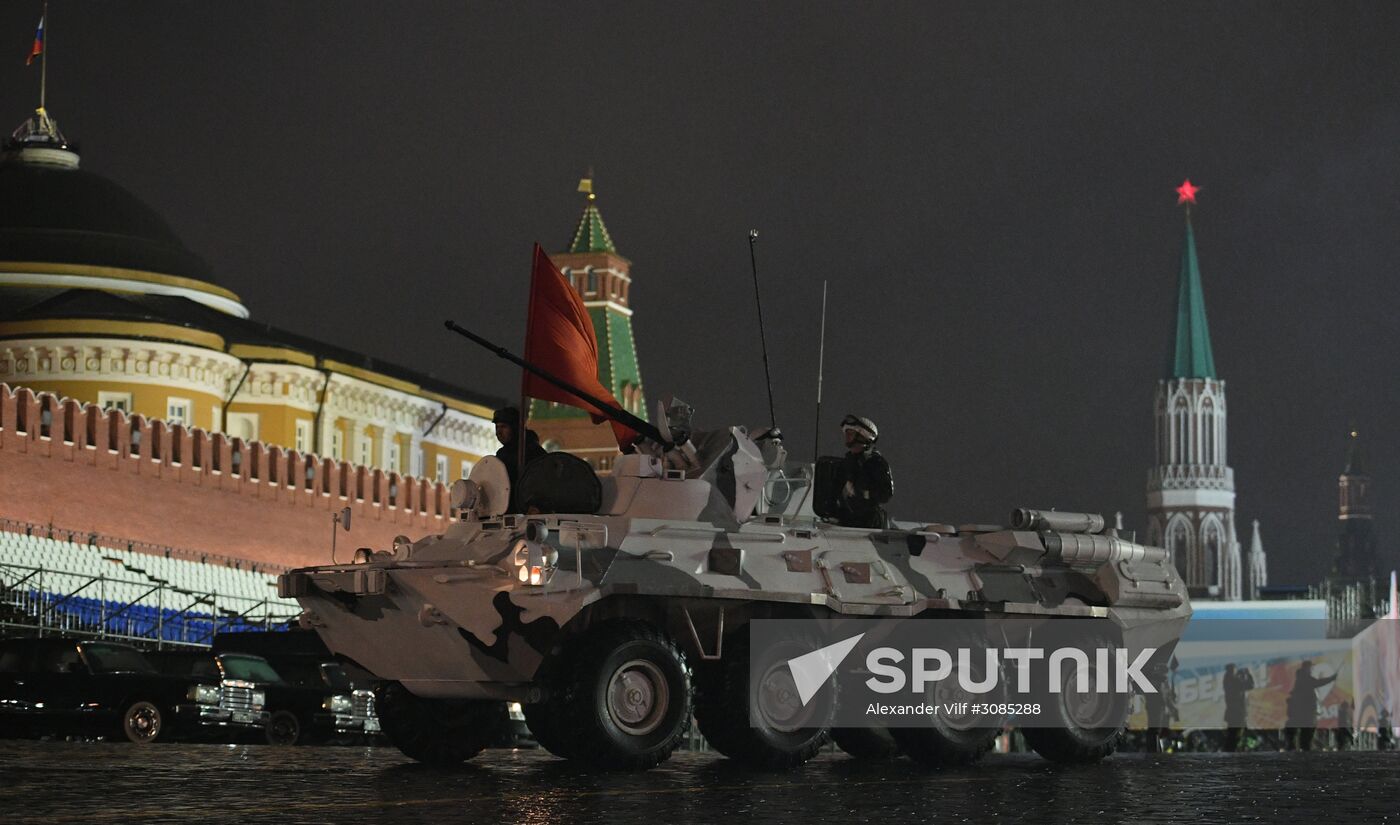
[842,481,855,498]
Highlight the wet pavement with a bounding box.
[2,742,1397,824]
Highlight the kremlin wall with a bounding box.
[0,109,647,577]
[0,381,455,570]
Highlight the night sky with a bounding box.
[2,2,1398,586]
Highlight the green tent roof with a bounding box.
[569,200,617,254]
[1170,218,1217,379]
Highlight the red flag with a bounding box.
[522,244,639,449]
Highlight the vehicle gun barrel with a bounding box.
[444,320,670,448]
[1010,508,1105,534]
[1040,532,1169,565]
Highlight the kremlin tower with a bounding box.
[1145,181,1263,601]
[529,176,648,470]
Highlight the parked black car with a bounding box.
[153,649,373,745]
[0,637,239,744]
[213,631,381,744]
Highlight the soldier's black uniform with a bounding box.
[496,429,547,489]
[832,447,893,529]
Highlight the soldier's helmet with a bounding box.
[841,414,878,444]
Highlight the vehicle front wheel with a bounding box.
[1021,627,1129,764]
[265,710,302,746]
[375,682,505,766]
[122,700,164,744]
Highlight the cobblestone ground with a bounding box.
[2,742,1397,825]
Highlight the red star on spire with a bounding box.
[1176,179,1200,205]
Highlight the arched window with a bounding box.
[1201,398,1215,465]
[1169,521,1191,579]
[1174,397,1190,465]
[1203,522,1222,586]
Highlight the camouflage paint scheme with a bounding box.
[279,426,1190,700]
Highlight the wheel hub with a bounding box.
[1062,664,1119,729]
[128,706,159,740]
[757,664,806,732]
[607,659,669,736]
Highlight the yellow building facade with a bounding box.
[0,110,500,481]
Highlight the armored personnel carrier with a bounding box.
[279,395,1189,771]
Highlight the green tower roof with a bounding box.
[568,184,617,254]
[1170,216,1218,379]
[1344,429,1367,476]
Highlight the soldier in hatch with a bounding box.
[831,414,893,528]
[493,406,547,488]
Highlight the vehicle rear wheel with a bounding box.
[832,727,899,760]
[375,682,505,766]
[535,622,690,770]
[265,710,302,746]
[122,700,164,744]
[694,634,832,769]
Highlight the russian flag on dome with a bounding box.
[25,15,43,66]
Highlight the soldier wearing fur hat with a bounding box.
[832,414,893,528]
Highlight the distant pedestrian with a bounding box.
[1222,663,1255,752]
[1284,660,1337,751]
[1143,660,1175,752]
[1379,709,1394,751]
[1334,700,1354,751]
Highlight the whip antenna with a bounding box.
[748,229,777,430]
[813,280,827,462]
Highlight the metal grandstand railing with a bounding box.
[0,518,301,647]
[0,560,300,648]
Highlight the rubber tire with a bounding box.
[532,621,690,771]
[891,724,999,767]
[265,710,302,746]
[375,682,505,766]
[122,700,164,744]
[888,625,1003,767]
[1021,626,1128,764]
[832,727,900,760]
[693,634,831,770]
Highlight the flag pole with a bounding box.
[39,0,48,112]
[518,252,539,492]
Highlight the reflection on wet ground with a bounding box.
[2,742,1396,824]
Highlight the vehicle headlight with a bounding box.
[251,690,267,708]
[324,694,353,713]
[187,684,221,705]
[511,538,555,586]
